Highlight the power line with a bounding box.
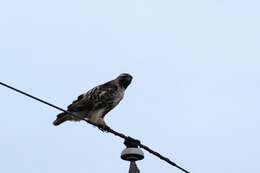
[0,81,190,173]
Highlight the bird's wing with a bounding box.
[67,81,118,113]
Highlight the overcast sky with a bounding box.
[0,0,260,173]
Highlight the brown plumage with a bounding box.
[53,73,132,127]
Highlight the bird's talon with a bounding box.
[98,127,105,131]
[98,125,108,132]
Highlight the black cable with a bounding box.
[0,81,190,173]
[0,81,102,128]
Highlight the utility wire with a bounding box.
[0,81,190,173]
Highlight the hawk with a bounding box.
[53,73,133,128]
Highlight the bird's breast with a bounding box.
[114,88,124,103]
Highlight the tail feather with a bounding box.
[53,113,71,126]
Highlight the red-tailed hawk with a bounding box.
[53,73,133,128]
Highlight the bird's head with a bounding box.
[117,73,133,89]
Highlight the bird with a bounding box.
[53,73,133,128]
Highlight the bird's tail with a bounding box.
[53,112,71,126]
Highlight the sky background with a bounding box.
[0,0,260,173]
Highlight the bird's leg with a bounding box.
[88,115,108,132]
[96,118,108,132]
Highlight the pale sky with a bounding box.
[0,0,260,173]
